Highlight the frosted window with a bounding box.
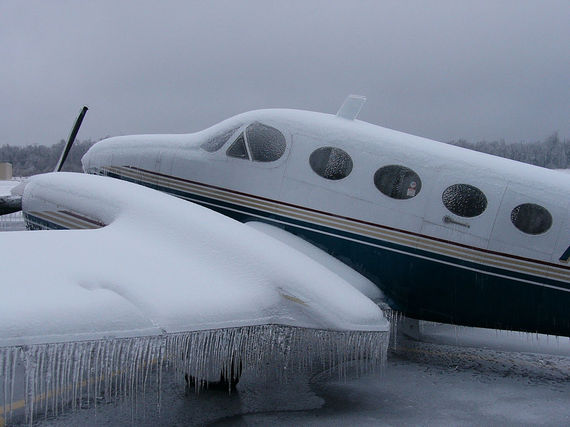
[226,134,249,159]
[201,125,242,152]
[245,122,286,162]
[374,165,422,199]
[442,184,487,217]
[309,147,353,180]
[511,203,552,235]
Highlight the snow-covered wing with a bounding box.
[0,173,388,347]
[247,221,383,301]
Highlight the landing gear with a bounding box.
[185,358,242,392]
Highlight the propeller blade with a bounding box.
[54,106,88,172]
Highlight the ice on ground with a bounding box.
[418,321,570,356]
[24,326,570,426]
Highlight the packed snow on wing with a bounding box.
[247,221,383,301]
[0,173,388,422]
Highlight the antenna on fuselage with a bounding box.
[336,95,366,120]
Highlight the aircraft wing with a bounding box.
[0,172,389,421]
[246,221,384,301]
[0,172,388,348]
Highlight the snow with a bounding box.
[0,172,387,347]
[0,180,19,197]
[247,221,383,301]
[0,172,390,422]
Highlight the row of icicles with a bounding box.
[0,325,389,425]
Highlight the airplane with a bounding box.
[0,96,568,421]
[2,96,569,338]
[78,95,568,337]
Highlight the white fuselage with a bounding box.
[82,108,570,335]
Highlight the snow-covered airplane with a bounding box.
[0,96,568,421]
[2,96,570,338]
[80,95,569,337]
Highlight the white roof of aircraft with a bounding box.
[85,108,570,197]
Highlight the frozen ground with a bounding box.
[19,323,569,427]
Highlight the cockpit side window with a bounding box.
[226,133,249,159]
[245,122,286,162]
[201,124,242,152]
[225,122,287,162]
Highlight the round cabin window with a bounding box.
[442,184,487,217]
[374,165,422,199]
[511,203,552,235]
[245,122,286,162]
[309,147,353,180]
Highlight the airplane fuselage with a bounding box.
[80,108,570,336]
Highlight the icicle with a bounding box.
[378,305,402,351]
[0,325,388,423]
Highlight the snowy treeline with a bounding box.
[0,140,95,176]
[449,133,569,169]
[1,134,569,176]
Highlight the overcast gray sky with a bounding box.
[0,0,568,146]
